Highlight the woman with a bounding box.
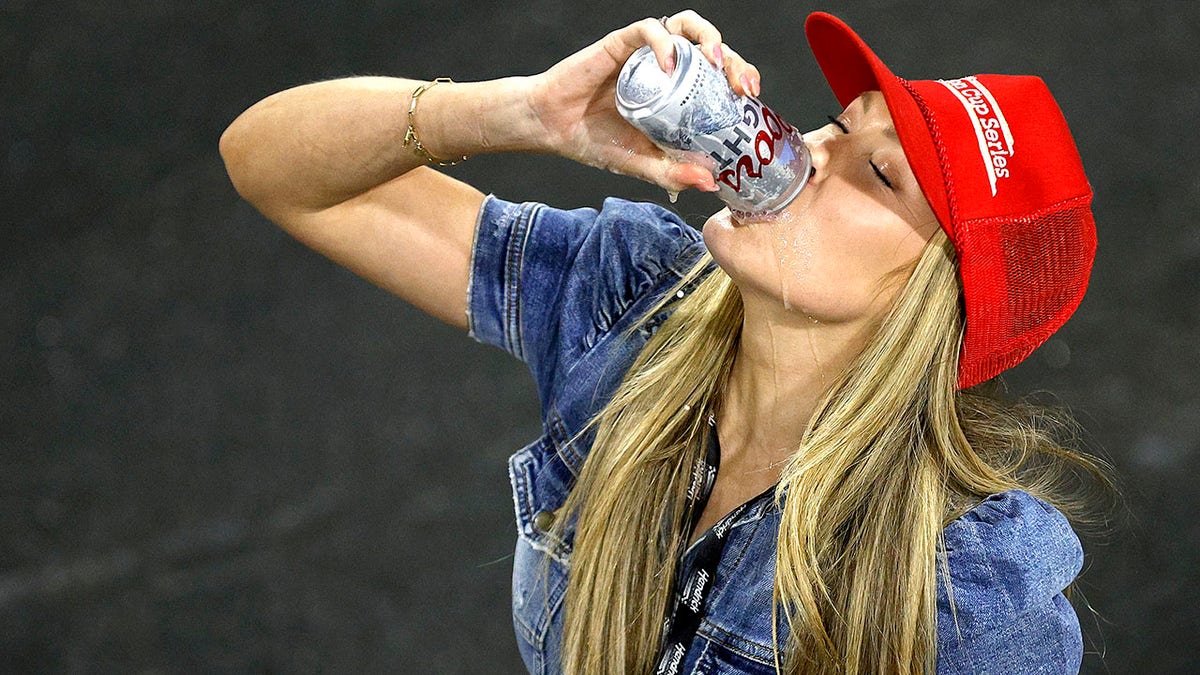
[220,9,1110,675]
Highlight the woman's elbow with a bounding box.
[218,115,261,204]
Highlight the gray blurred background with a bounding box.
[2,1,1196,672]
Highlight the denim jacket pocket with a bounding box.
[687,636,780,675]
[508,432,574,561]
[509,433,572,673]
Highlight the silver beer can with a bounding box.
[615,35,812,216]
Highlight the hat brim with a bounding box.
[804,12,954,237]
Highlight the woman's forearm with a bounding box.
[218,76,541,218]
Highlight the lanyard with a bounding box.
[654,415,778,675]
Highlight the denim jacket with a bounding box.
[465,194,1084,674]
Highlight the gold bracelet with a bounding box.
[403,77,469,166]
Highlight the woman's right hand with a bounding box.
[521,10,762,193]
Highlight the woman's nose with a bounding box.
[804,131,832,184]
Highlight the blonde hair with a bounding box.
[542,225,1113,674]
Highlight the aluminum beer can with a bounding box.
[615,35,812,216]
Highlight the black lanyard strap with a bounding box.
[655,416,777,675]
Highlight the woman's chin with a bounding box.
[704,207,735,231]
[702,208,732,252]
[702,207,753,271]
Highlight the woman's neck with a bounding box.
[716,294,872,467]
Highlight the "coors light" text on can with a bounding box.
[615,35,813,217]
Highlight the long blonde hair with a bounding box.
[543,225,1113,674]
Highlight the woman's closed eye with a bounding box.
[870,160,894,190]
[827,114,895,190]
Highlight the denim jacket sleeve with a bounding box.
[937,491,1085,674]
[465,194,702,416]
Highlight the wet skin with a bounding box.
[687,91,940,543]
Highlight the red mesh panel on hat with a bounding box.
[955,195,1097,390]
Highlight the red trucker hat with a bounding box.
[804,12,1097,390]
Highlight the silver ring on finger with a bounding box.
[659,15,669,28]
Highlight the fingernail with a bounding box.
[740,74,751,96]
[666,53,676,74]
[714,44,725,69]
[751,77,761,97]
